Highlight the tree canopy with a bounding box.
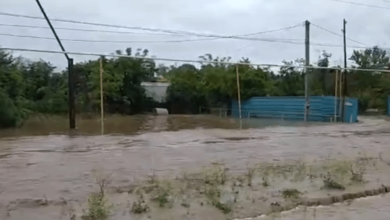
[0,46,389,128]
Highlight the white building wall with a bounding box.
[141,82,170,102]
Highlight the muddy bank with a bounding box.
[1,156,389,220]
[265,194,390,220]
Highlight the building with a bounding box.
[141,81,170,103]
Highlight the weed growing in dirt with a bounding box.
[245,166,256,186]
[84,193,112,220]
[257,164,272,187]
[256,162,307,186]
[131,197,149,214]
[203,163,227,185]
[320,157,375,189]
[203,178,232,213]
[281,188,302,199]
[117,157,378,219]
[204,185,221,199]
[349,162,365,183]
[322,172,345,190]
[291,161,307,182]
[348,157,374,183]
[83,171,113,220]
[261,177,270,187]
[150,180,174,208]
[131,201,146,214]
[129,187,149,214]
[212,200,232,214]
[137,174,176,208]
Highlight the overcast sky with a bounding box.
[0,0,389,70]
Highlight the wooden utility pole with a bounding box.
[99,57,104,134]
[334,70,338,121]
[341,19,347,122]
[304,20,310,122]
[236,64,242,129]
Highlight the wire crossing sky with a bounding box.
[0,0,389,69]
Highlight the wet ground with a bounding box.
[260,194,390,220]
[0,115,390,219]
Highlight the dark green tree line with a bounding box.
[0,46,389,128]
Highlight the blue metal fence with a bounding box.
[231,96,358,123]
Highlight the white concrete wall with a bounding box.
[141,82,170,102]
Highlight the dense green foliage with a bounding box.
[0,46,389,128]
[165,47,390,114]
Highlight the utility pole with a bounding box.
[341,19,347,122]
[68,59,76,129]
[99,56,104,134]
[35,0,76,129]
[304,20,310,122]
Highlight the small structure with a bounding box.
[141,82,170,103]
[387,96,390,116]
[153,108,169,115]
[231,96,358,123]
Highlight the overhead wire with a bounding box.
[0,32,306,44]
[0,12,376,49]
[0,22,304,39]
[0,12,304,40]
[0,32,377,49]
[2,47,390,73]
[329,0,390,10]
[0,11,385,70]
[311,23,367,46]
[0,23,187,36]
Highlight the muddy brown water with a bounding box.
[1,115,390,219]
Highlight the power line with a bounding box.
[0,12,377,50]
[311,23,366,46]
[3,12,367,48]
[0,23,187,36]
[0,12,376,50]
[0,32,305,44]
[2,47,389,73]
[0,23,303,38]
[329,0,390,10]
[0,11,303,40]
[0,32,374,49]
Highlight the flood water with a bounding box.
[0,115,390,219]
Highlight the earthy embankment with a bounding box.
[2,155,389,220]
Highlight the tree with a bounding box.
[0,45,389,128]
[349,46,390,111]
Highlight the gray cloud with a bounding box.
[0,0,389,70]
